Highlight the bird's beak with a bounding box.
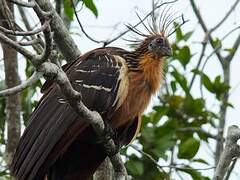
[163,46,172,57]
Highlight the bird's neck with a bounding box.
[138,52,164,94]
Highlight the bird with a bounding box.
[11,11,174,180]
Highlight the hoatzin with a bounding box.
[11,19,172,180]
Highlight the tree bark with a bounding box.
[94,158,114,180]
[215,61,230,166]
[0,2,21,167]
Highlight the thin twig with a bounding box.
[189,0,224,64]
[210,0,240,33]
[18,5,45,50]
[0,32,35,60]
[0,72,42,97]
[0,20,49,36]
[72,0,178,47]
[129,144,215,171]
[225,32,240,62]
[188,40,207,90]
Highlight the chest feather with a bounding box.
[111,54,164,127]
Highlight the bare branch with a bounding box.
[0,20,49,36]
[35,0,81,62]
[72,0,179,47]
[9,0,35,8]
[225,33,240,62]
[189,0,225,64]
[18,38,41,46]
[213,125,240,180]
[210,0,240,33]
[0,31,36,60]
[129,144,215,171]
[17,5,44,53]
[0,72,42,97]
[189,40,207,90]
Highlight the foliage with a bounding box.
[64,0,98,20]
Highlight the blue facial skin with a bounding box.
[148,37,172,57]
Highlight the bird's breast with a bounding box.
[110,61,163,128]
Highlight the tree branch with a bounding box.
[223,157,237,180]
[9,0,35,8]
[0,20,49,36]
[0,72,42,97]
[210,0,240,33]
[189,0,225,64]
[213,125,240,180]
[225,33,240,62]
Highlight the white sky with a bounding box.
[0,0,240,179]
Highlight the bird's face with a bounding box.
[148,36,172,58]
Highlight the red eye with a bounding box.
[156,38,164,44]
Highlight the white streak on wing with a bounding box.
[82,84,112,92]
[105,55,110,62]
[75,80,83,83]
[58,98,67,104]
[76,69,98,73]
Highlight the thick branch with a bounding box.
[9,0,35,7]
[213,126,240,180]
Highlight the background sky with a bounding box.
[0,0,240,179]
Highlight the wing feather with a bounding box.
[11,48,129,180]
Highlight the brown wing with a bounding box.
[11,48,129,180]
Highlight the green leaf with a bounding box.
[171,69,189,94]
[202,74,214,93]
[83,0,98,17]
[212,75,230,99]
[193,158,209,165]
[178,137,200,159]
[170,81,177,93]
[224,48,235,54]
[174,22,183,41]
[183,96,205,116]
[64,0,74,20]
[126,159,144,176]
[173,46,191,69]
[212,38,222,48]
[183,31,194,41]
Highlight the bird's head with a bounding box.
[147,35,172,57]
[127,2,187,60]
